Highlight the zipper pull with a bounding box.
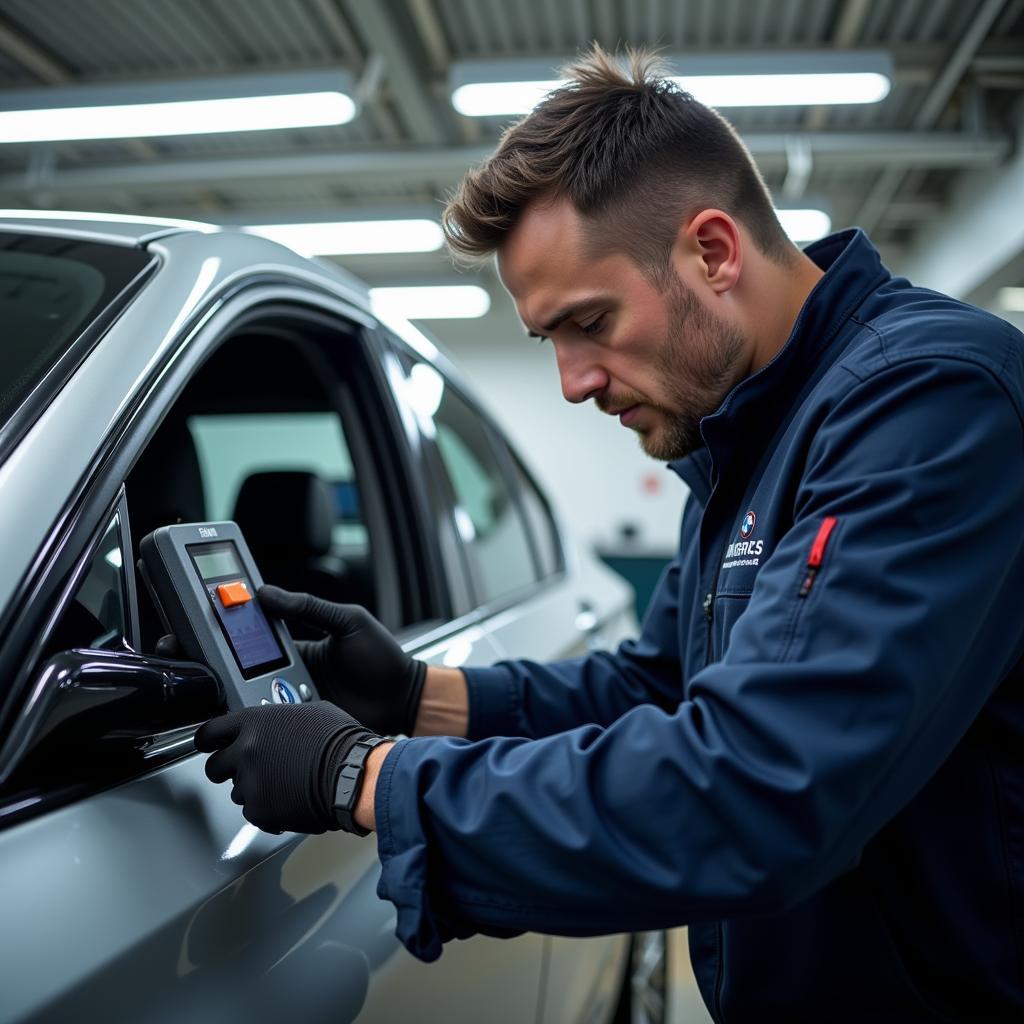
[703,592,713,621]
[798,568,817,598]
[798,517,838,598]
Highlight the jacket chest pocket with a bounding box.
[710,591,752,663]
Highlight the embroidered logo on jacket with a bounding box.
[723,510,765,569]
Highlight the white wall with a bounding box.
[428,294,690,555]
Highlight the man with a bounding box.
[195,48,1024,1020]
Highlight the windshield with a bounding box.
[0,231,153,432]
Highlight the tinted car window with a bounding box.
[40,513,127,662]
[509,453,564,579]
[432,385,537,604]
[0,232,152,430]
[127,325,419,643]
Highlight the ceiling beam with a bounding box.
[0,132,1007,198]
[855,0,1009,233]
[803,0,872,131]
[340,0,449,146]
[0,14,72,84]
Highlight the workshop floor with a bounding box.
[668,929,714,1024]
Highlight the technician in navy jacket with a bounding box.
[196,46,1024,1021]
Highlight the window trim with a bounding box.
[502,445,567,579]
[117,490,142,649]
[0,487,126,780]
[374,339,462,618]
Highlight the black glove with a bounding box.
[193,701,381,835]
[257,585,427,737]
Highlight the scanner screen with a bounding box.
[187,541,287,677]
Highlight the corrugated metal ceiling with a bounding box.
[0,0,1019,266]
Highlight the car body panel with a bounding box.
[0,632,526,1024]
[0,212,220,247]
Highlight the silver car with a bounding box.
[0,213,667,1023]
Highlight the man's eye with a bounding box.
[581,315,606,336]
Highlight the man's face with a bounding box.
[498,197,750,460]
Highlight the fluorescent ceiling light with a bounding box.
[243,219,443,257]
[684,72,888,106]
[454,73,889,116]
[452,81,559,117]
[451,53,892,116]
[0,71,356,143]
[0,94,354,143]
[777,209,832,242]
[370,286,491,320]
[998,287,1024,312]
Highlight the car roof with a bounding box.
[0,208,375,305]
[0,209,224,246]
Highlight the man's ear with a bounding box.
[676,209,742,295]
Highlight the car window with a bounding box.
[509,452,564,580]
[188,411,369,553]
[39,512,128,663]
[431,384,537,605]
[0,232,152,431]
[126,321,431,646]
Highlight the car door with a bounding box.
[384,341,636,1024]
[0,296,542,1024]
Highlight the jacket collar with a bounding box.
[668,228,890,493]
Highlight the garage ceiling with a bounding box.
[0,0,1021,303]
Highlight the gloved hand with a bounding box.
[193,701,381,835]
[256,585,427,737]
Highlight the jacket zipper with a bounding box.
[703,538,730,667]
[703,551,727,1018]
[798,516,838,597]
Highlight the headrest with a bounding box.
[232,471,334,560]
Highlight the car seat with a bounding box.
[232,470,376,635]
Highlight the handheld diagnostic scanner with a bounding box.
[139,521,317,709]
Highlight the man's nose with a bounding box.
[554,342,608,405]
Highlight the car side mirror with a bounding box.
[0,644,224,789]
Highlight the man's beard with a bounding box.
[639,277,746,461]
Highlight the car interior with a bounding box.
[125,317,409,654]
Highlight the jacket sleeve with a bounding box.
[376,355,1024,962]
[462,504,696,741]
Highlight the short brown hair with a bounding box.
[442,45,795,281]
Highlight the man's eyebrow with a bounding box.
[525,297,608,338]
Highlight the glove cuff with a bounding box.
[318,720,381,830]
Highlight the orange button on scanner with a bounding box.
[217,581,252,608]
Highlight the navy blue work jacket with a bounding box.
[375,229,1024,1022]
